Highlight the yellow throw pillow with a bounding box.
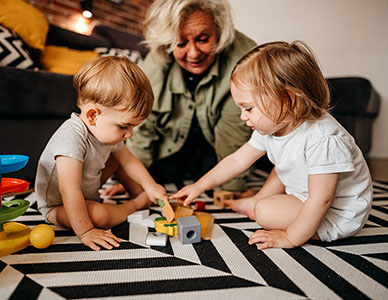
[41,45,99,75]
[0,0,49,50]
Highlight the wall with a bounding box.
[229,0,388,159]
[30,0,151,36]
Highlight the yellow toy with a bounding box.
[155,217,177,236]
[0,155,55,257]
[30,224,55,249]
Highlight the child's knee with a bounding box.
[253,200,271,226]
[89,205,111,228]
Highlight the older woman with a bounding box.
[104,0,256,196]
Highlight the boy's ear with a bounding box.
[85,107,101,126]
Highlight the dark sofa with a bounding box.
[0,24,147,185]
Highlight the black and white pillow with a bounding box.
[94,47,143,65]
[0,25,37,69]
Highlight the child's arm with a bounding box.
[249,173,339,249]
[56,156,121,251]
[112,147,167,202]
[171,143,265,205]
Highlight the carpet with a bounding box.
[1,169,388,300]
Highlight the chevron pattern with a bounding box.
[0,25,36,69]
[1,169,387,300]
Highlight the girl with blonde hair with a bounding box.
[172,41,372,249]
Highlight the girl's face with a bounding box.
[86,105,144,146]
[172,10,218,75]
[231,83,292,137]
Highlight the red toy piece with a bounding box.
[195,201,206,211]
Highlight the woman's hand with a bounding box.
[79,228,122,251]
[170,184,203,206]
[100,184,127,197]
[248,229,296,250]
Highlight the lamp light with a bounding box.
[80,0,93,19]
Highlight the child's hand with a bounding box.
[248,229,295,250]
[101,183,127,197]
[170,184,202,206]
[79,228,122,251]
[145,183,168,204]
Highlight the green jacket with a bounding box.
[127,31,256,191]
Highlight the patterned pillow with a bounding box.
[0,25,37,69]
[94,47,144,65]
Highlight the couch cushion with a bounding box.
[0,0,49,50]
[94,47,144,65]
[0,25,37,69]
[41,45,99,75]
[46,25,110,51]
[92,25,148,57]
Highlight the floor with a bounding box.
[368,158,388,182]
[2,170,388,300]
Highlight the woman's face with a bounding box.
[172,10,218,75]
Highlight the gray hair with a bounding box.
[143,0,235,69]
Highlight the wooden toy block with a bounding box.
[213,190,233,208]
[195,201,206,211]
[127,209,149,223]
[177,216,201,244]
[140,213,161,227]
[172,203,194,218]
[155,217,177,236]
[194,212,215,240]
[157,199,175,223]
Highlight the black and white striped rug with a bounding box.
[1,169,388,300]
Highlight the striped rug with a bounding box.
[1,169,388,300]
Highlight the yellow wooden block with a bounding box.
[172,203,194,218]
[195,212,215,240]
[158,199,175,223]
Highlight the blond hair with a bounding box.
[74,56,153,119]
[231,41,330,126]
[143,0,235,69]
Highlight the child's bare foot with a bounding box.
[224,197,257,220]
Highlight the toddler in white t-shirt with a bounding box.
[171,41,372,250]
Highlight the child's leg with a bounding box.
[86,192,151,228]
[102,155,143,197]
[253,194,302,229]
[48,192,151,230]
[225,167,285,219]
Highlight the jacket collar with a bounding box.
[168,54,220,94]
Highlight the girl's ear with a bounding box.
[85,107,100,126]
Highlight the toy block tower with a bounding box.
[213,190,233,208]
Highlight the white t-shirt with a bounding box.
[248,114,373,241]
[35,113,123,219]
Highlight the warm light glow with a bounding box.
[72,15,92,35]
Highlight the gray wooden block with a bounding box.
[177,216,201,244]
